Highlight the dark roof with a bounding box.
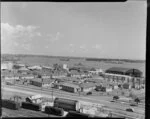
[61,82,80,88]
[30,78,54,83]
[105,67,142,77]
[105,67,131,73]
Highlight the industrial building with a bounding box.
[60,82,80,93]
[21,74,35,80]
[30,78,54,87]
[1,61,14,71]
[104,67,143,84]
[80,83,96,93]
[105,67,143,77]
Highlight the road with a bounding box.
[2,84,145,119]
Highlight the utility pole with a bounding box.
[52,87,53,102]
[51,79,56,102]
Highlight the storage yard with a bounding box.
[1,55,145,118]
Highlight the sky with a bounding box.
[1,1,147,60]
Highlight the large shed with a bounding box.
[30,78,54,87]
[80,83,96,92]
[60,82,80,93]
[105,67,142,77]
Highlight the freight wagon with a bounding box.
[45,106,64,116]
[2,99,21,110]
[54,98,80,112]
[66,111,89,117]
[21,102,41,111]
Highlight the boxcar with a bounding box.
[54,98,80,111]
[45,106,64,116]
[2,99,21,110]
[21,102,41,111]
[66,111,89,117]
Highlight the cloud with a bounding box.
[1,23,41,53]
[92,44,101,49]
[47,32,63,42]
[79,44,88,52]
[70,50,75,53]
[21,44,31,51]
[45,46,49,49]
[69,44,74,47]
[13,42,19,46]
[79,44,86,49]
[36,32,42,36]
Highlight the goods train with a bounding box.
[54,97,80,112]
[2,96,105,117]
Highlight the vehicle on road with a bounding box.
[110,100,115,102]
[86,92,92,95]
[130,103,138,106]
[126,108,134,112]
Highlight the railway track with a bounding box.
[13,84,145,112]
[2,84,145,118]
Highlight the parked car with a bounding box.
[110,100,115,102]
[126,108,134,112]
[86,92,92,95]
[130,103,138,106]
[95,88,101,91]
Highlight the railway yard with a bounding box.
[1,57,145,118]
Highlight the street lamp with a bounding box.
[51,79,57,102]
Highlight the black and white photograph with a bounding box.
[1,1,146,118]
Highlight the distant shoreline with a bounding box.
[1,53,145,63]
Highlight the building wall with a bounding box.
[106,88,112,92]
[5,79,15,84]
[42,83,52,87]
[30,80,42,87]
[42,76,51,79]
[5,76,19,80]
[1,62,14,70]
[61,85,76,93]
[21,76,34,80]
[82,86,95,92]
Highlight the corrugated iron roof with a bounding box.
[105,67,131,73]
[105,67,142,77]
[30,78,54,83]
[61,82,80,88]
[80,82,96,88]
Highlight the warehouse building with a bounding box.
[60,82,80,93]
[41,75,52,79]
[1,61,14,71]
[21,74,35,80]
[30,78,54,87]
[105,67,143,77]
[80,83,96,93]
[104,67,143,83]
[18,67,29,74]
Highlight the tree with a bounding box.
[134,98,140,104]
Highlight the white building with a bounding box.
[1,62,14,70]
[63,64,68,70]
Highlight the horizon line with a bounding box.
[1,53,145,61]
